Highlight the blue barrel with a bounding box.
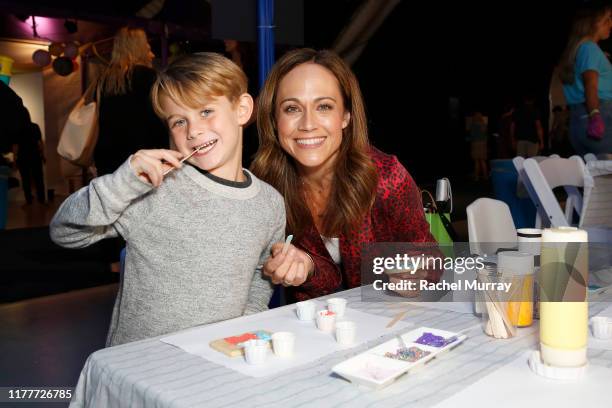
[489,159,536,228]
[0,166,9,229]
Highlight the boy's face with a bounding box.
[161,94,253,180]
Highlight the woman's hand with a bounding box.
[583,70,604,139]
[588,113,605,139]
[263,243,314,286]
[129,149,183,187]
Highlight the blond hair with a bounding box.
[559,4,612,84]
[250,49,377,237]
[151,52,248,120]
[100,27,152,95]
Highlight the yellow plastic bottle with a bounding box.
[539,227,588,367]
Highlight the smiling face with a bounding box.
[275,62,350,175]
[161,94,253,180]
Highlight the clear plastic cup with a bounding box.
[477,270,524,339]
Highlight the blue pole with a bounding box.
[257,0,275,90]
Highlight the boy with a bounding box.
[50,53,285,346]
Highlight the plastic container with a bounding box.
[477,268,525,339]
[243,339,269,365]
[272,332,295,357]
[295,300,315,320]
[335,321,356,346]
[591,316,612,339]
[316,310,336,332]
[327,298,347,317]
[498,251,535,327]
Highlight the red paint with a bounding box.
[224,333,258,345]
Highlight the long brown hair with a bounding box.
[250,48,377,238]
[559,4,611,84]
[100,27,152,95]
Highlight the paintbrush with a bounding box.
[163,145,206,176]
[256,235,294,270]
[281,234,294,255]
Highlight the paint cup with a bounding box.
[243,339,269,365]
[591,316,612,339]
[272,331,295,357]
[335,321,356,346]
[326,298,347,317]
[316,310,336,332]
[296,300,316,321]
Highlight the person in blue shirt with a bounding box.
[559,3,612,155]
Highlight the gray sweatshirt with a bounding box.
[50,159,285,346]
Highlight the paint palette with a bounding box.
[209,330,272,357]
[332,327,466,389]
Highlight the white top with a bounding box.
[322,236,341,264]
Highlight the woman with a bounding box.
[251,49,437,301]
[94,27,168,176]
[559,4,612,155]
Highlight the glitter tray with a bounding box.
[332,327,466,390]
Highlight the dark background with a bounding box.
[306,0,611,181]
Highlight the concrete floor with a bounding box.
[0,284,117,388]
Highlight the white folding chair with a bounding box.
[513,154,560,228]
[523,157,587,227]
[467,198,517,256]
[580,160,612,242]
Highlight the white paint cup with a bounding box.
[243,339,269,365]
[591,316,612,339]
[316,310,336,332]
[296,300,316,321]
[335,321,356,346]
[272,332,295,357]
[326,298,347,317]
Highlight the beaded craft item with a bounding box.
[384,346,431,362]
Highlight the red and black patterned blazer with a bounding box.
[289,147,437,301]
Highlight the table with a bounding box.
[69,288,612,408]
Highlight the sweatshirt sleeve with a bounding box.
[244,192,286,315]
[49,158,153,248]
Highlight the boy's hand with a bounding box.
[130,149,183,187]
[263,243,314,287]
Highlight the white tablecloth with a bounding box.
[69,288,612,408]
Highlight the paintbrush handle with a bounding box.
[163,147,202,176]
[387,310,408,328]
